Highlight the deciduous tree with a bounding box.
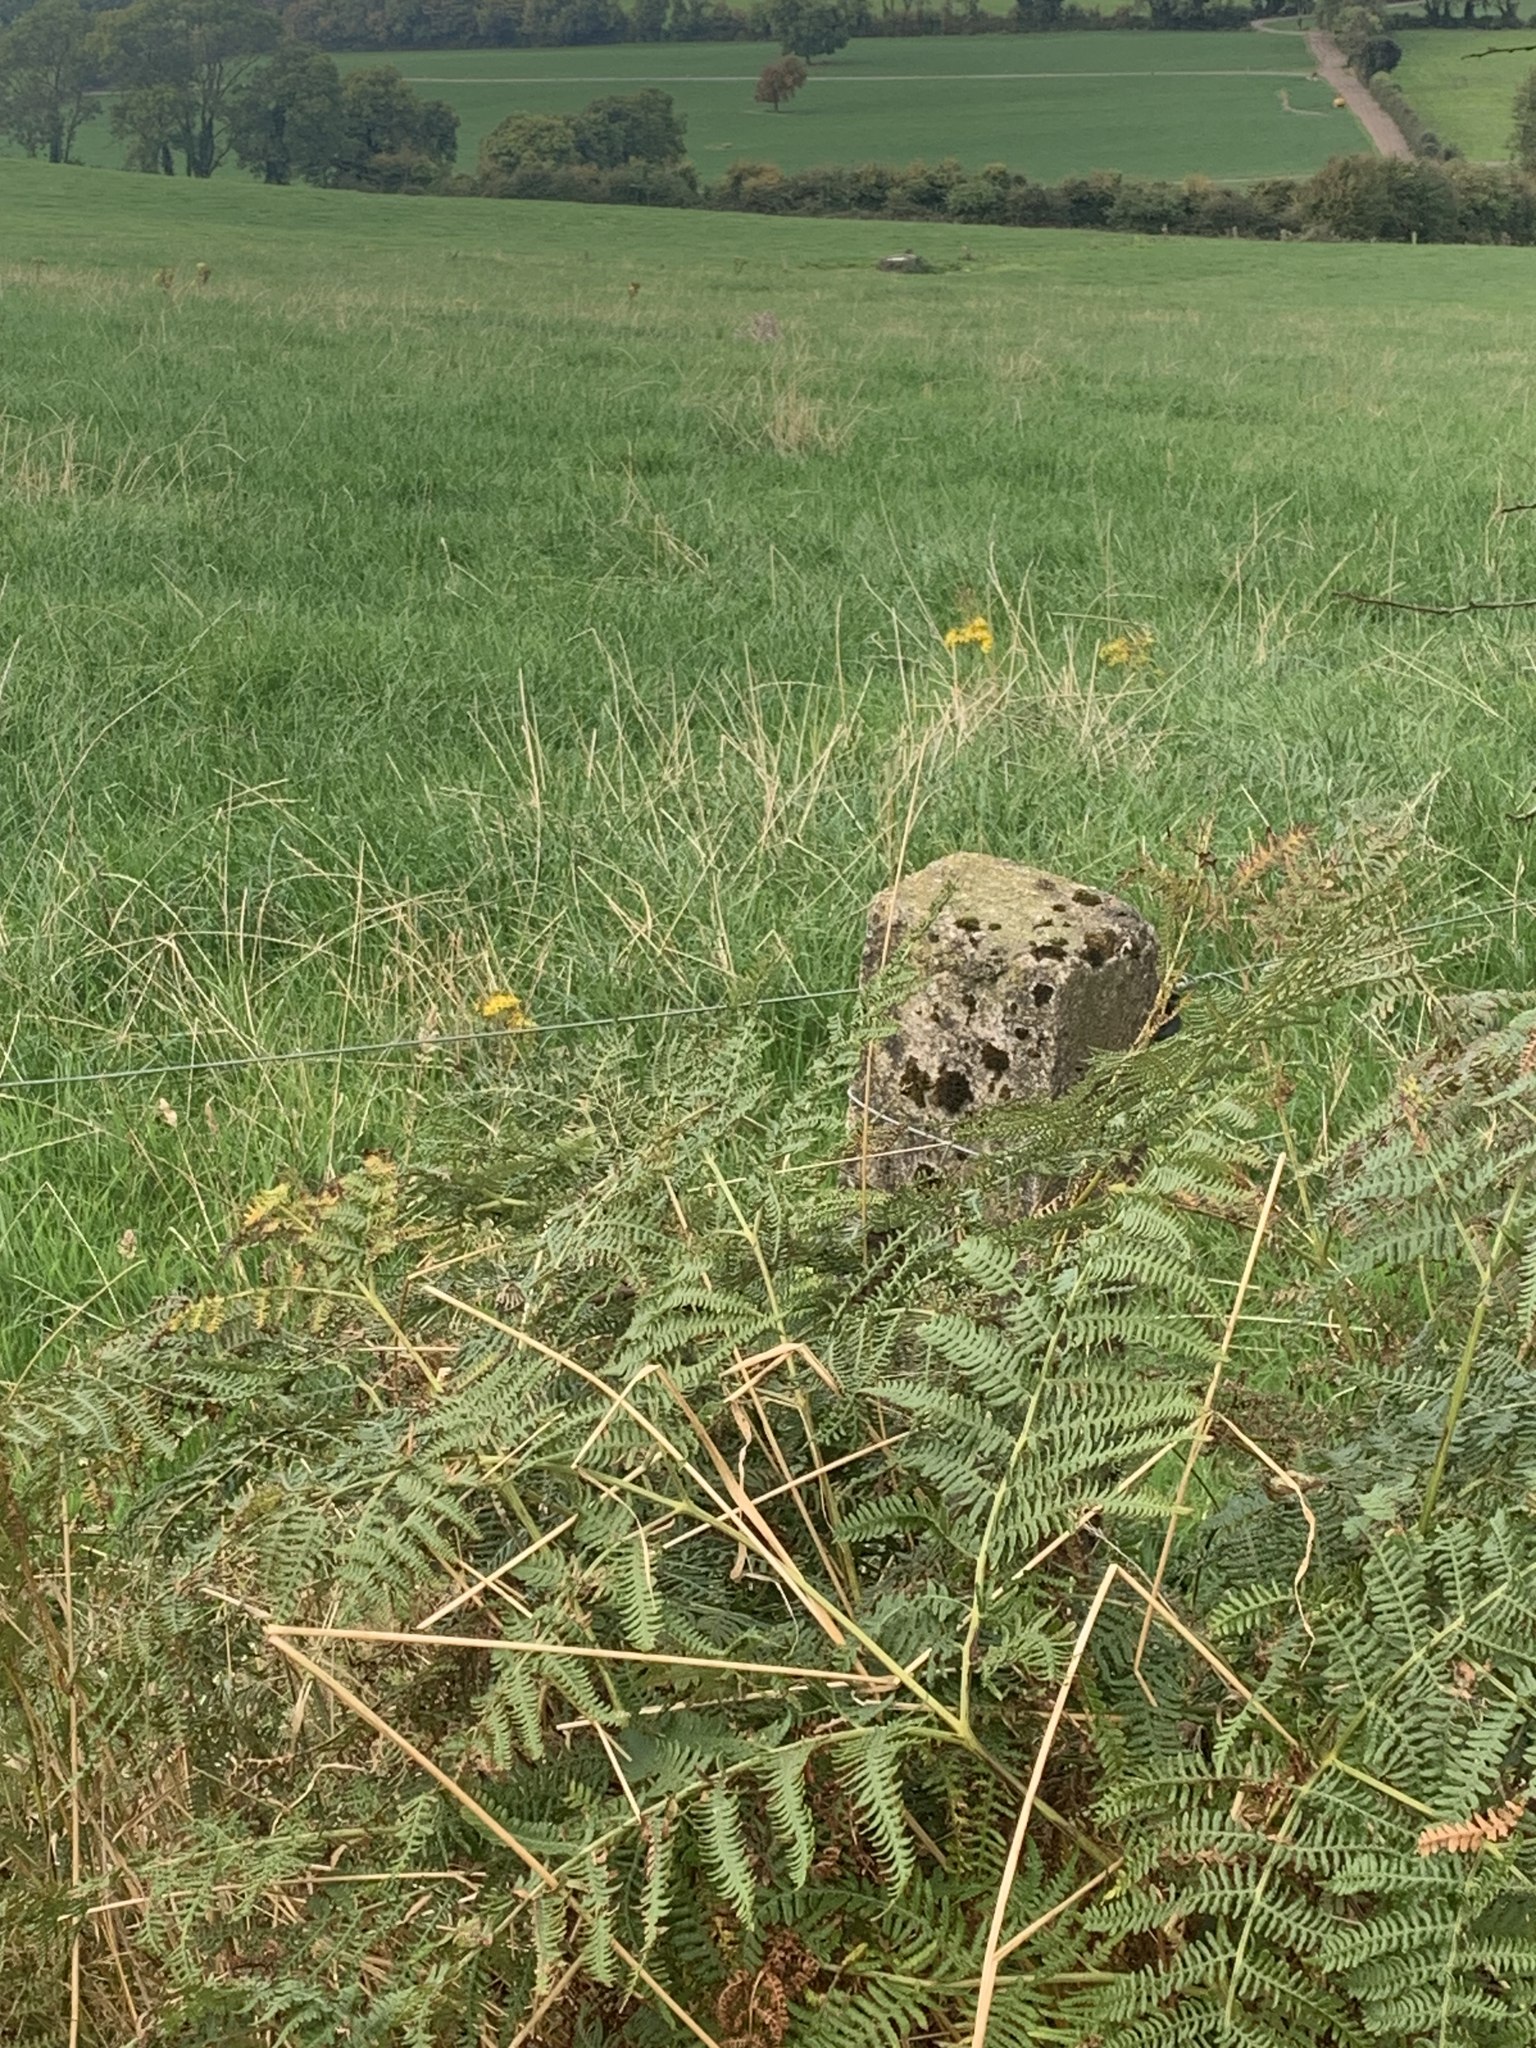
[0,0,100,164]
[754,54,808,110]
[228,42,345,184]
[573,85,685,163]
[98,0,281,177]
[480,89,686,177]
[768,0,850,59]
[478,107,581,175]
[1332,2,1389,78]
[332,62,456,187]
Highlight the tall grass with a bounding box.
[2,158,1536,1382]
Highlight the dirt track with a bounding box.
[1304,27,1412,157]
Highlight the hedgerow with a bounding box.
[448,147,1536,245]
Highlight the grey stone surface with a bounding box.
[849,853,1160,1191]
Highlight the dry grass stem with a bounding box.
[971,1564,1120,2048]
[265,1622,897,1692]
[267,1636,723,2048]
[1133,1152,1287,1692]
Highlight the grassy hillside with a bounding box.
[4,155,1536,1387]
[57,30,1363,180]
[1393,28,1532,158]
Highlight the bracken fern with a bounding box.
[5,861,1536,2046]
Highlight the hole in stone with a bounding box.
[899,1060,931,1107]
[1032,942,1067,963]
[987,921,1001,930]
[1034,984,1054,1006]
[1073,889,1102,907]
[1052,902,1067,913]
[980,1042,1009,1074]
[1082,931,1115,969]
[955,915,981,933]
[932,1069,973,1114]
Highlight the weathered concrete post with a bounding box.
[849,853,1160,1192]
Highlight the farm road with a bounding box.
[1303,28,1412,156]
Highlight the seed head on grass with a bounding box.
[153,267,174,293]
[194,262,211,288]
[943,615,995,654]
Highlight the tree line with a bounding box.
[0,0,460,180]
[0,0,1291,58]
[0,0,870,176]
[276,0,1272,44]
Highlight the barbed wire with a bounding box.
[0,898,1526,1099]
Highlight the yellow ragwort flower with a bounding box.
[1097,629,1155,671]
[476,990,534,1032]
[943,615,995,655]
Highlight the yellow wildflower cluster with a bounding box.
[943,615,995,654]
[1097,628,1155,670]
[477,990,534,1032]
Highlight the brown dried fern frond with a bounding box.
[1416,1795,1527,1857]
[1232,826,1315,892]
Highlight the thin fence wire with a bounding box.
[0,988,863,1096]
[0,898,1526,1100]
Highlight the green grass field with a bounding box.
[58,30,1363,181]
[1393,28,1534,159]
[5,154,1536,1386]
[358,34,1358,179]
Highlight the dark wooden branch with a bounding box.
[1334,588,1536,616]
[1495,500,1536,516]
[1461,41,1536,57]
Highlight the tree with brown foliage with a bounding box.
[754,54,808,112]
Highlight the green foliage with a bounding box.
[332,62,457,187]
[575,86,688,166]
[478,105,585,171]
[9,856,1536,2043]
[768,0,854,56]
[0,0,99,163]
[1298,149,1462,240]
[98,0,281,177]
[1333,1,1387,76]
[479,85,685,178]
[228,41,346,186]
